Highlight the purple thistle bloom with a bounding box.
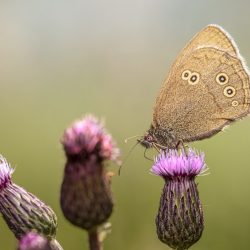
[18,232,63,250]
[62,115,120,162]
[152,149,206,179]
[0,156,13,189]
[0,156,58,240]
[18,232,50,250]
[152,148,205,250]
[60,115,120,231]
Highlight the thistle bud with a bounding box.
[152,149,206,250]
[18,232,63,250]
[60,115,120,231]
[0,156,57,240]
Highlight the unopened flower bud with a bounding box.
[152,149,206,250]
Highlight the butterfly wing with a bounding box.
[153,25,250,143]
[176,24,238,59]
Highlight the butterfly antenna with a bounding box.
[118,141,140,175]
[124,135,142,144]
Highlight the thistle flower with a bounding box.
[152,149,206,250]
[60,115,120,231]
[62,115,119,162]
[18,232,51,250]
[18,232,63,250]
[0,156,57,240]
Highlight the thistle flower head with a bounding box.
[60,114,119,231]
[0,155,13,189]
[18,232,63,250]
[62,115,120,162]
[151,148,206,179]
[0,157,57,240]
[18,232,50,250]
[153,148,205,249]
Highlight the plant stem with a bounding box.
[88,228,102,250]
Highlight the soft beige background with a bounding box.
[0,1,250,249]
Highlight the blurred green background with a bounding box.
[0,1,250,249]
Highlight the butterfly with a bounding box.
[138,24,250,150]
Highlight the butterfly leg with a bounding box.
[176,140,185,150]
[143,148,153,161]
[153,142,168,152]
[176,140,189,155]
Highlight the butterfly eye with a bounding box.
[216,73,229,85]
[181,70,191,80]
[146,135,153,142]
[223,86,236,97]
[188,72,200,85]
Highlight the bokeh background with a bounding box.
[0,1,250,249]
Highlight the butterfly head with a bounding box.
[138,127,179,150]
[137,132,156,149]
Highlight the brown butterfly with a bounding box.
[138,24,250,150]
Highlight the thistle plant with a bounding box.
[0,156,62,249]
[60,115,120,250]
[151,148,206,250]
